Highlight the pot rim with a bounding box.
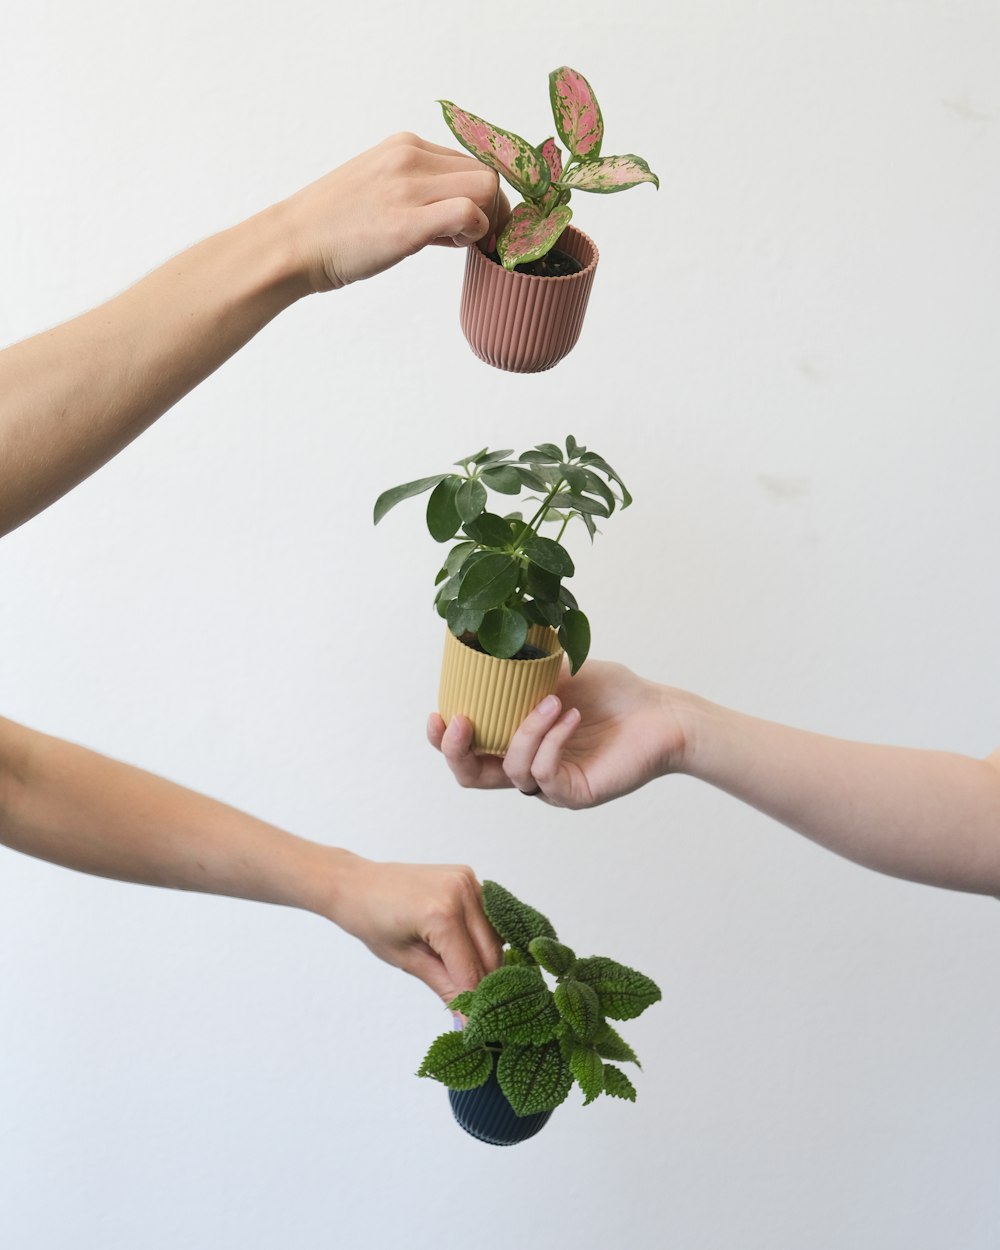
[474,224,599,283]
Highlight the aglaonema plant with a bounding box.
[439,65,658,270]
[373,436,631,675]
[418,881,661,1116]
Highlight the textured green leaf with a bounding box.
[558,153,659,193]
[554,979,602,1041]
[480,465,522,495]
[497,1041,574,1116]
[462,511,516,549]
[448,990,478,1016]
[504,947,528,966]
[559,609,591,675]
[592,1021,640,1067]
[523,534,574,577]
[528,937,577,978]
[482,881,557,954]
[455,554,520,610]
[374,474,450,525]
[477,606,529,659]
[426,476,463,542]
[602,1064,638,1102]
[446,601,485,637]
[573,956,662,1021]
[570,1044,605,1105]
[417,1031,493,1089]
[549,66,604,158]
[455,477,488,524]
[463,966,560,1047]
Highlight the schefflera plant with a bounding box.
[373,436,631,675]
[440,65,658,271]
[418,881,661,1116]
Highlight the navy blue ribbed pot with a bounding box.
[448,1060,553,1147]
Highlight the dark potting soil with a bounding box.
[485,247,583,278]
[461,636,550,662]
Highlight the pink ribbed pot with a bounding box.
[459,226,599,373]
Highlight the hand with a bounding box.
[325,856,503,1005]
[427,660,687,809]
[282,132,511,292]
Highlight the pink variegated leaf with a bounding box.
[549,66,604,159]
[557,153,659,194]
[438,100,550,201]
[538,136,563,183]
[497,203,573,271]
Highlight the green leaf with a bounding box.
[455,554,521,611]
[559,585,579,611]
[582,470,617,515]
[448,990,478,1016]
[592,1021,641,1067]
[573,956,662,1021]
[445,541,477,577]
[523,534,574,577]
[463,966,560,1047]
[374,474,450,525]
[602,1064,638,1102]
[532,599,565,630]
[417,1031,493,1089]
[566,435,583,458]
[482,881,557,954]
[524,562,561,604]
[496,1040,574,1116]
[578,453,632,509]
[514,465,548,492]
[569,1044,605,1105]
[474,448,514,466]
[446,601,485,637]
[533,443,565,462]
[548,491,609,517]
[559,609,591,675]
[455,447,488,467]
[455,478,488,524]
[426,476,464,542]
[582,513,598,542]
[554,980,602,1041]
[560,464,588,492]
[504,947,528,966]
[480,465,523,495]
[477,606,529,659]
[462,511,516,549]
[528,937,577,978]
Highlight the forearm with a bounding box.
[677,694,1000,895]
[0,715,343,913]
[0,201,307,537]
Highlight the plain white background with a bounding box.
[2,2,999,1247]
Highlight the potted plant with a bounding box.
[418,880,661,1146]
[374,435,631,756]
[439,65,658,373]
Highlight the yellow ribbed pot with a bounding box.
[438,626,564,757]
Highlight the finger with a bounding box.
[426,712,447,750]
[464,893,503,976]
[526,706,584,803]
[501,694,563,792]
[438,715,510,789]
[402,945,464,1005]
[425,921,489,1000]
[410,197,491,248]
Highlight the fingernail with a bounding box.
[538,695,559,715]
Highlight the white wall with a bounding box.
[2,2,999,1247]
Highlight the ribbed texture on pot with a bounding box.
[459,226,598,373]
[448,1070,553,1147]
[438,626,563,757]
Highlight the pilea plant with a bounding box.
[440,65,658,271]
[373,436,631,675]
[418,881,661,1117]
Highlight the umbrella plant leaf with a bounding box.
[455,477,488,524]
[549,491,609,517]
[480,465,523,495]
[578,453,632,508]
[473,448,514,466]
[523,534,574,577]
[497,203,573,271]
[462,511,516,549]
[558,608,591,675]
[445,541,477,577]
[549,66,604,158]
[454,553,520,610]
[446,601,485,637]
[426,476,463,542]
[558,153,659,194]
[438,101,550,200]
[373,474,450,525]
[477,606,529,659]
